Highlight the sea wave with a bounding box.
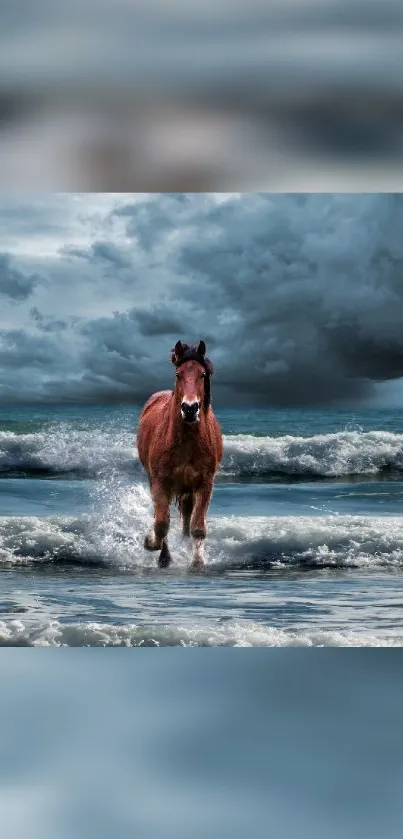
[222,430,403,479]
[1,491,403,570]
[1,427,403,480]
[0,426,135,478]
[0,618,401,647]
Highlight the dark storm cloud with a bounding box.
[115,193,403,406]
[113,195,193,252]
[0,326,73,402]
[0,328,60,368]
[0,253,41,301]
[1,193,403,407]
[61,241,133,271]
[72,311,163,403]
[132,307,186,337]
[89,242,132,270]
[30,307,67,333]
[79,311,145,361]
[58,241,136,290]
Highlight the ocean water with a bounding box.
[1,403,403,646]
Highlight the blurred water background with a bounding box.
[1,650,403,838]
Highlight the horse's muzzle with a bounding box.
[181,401,200,423]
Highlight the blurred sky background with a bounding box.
[1,192,403,408]
[1,0,403,190]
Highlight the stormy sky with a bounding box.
[1,192,403,408]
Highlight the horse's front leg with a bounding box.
[189,481,213,568]
[144,482,172,567]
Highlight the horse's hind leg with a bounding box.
[180,493,193,537]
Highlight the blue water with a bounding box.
[1,404,403,645]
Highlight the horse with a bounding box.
[136,340,223,568]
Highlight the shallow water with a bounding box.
[1,404,403,645]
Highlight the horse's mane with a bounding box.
[170,343,214,409]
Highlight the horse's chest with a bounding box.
[172,464,198,487]
[170,442,206,488]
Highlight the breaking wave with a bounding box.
[1,477,403,571]
[222,430,403,479]
[0,425,135,478]
[2,426,403,480]
[1,619,401,647]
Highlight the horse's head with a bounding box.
[171,340,214,424]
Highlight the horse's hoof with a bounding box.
[190,535,205,568]
[158,542,172,568]
[144,533,160,551]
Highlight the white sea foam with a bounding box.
[1,485,403,570]
[0,618,401,647]
[223,430,403,478]
[1,426,403,478]
[0,426,135,477]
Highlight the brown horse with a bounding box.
[136,340,223,568]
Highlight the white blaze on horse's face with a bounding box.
[176,361,205,424]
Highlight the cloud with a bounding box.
[62,241,134,272]
[30,307,67,333]
[164,193,403,405]
[0,253,41,301]
[132,306,186,337]
[1,193,403,406]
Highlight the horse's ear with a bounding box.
[171,340,187,365]
[197,340,206,357]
